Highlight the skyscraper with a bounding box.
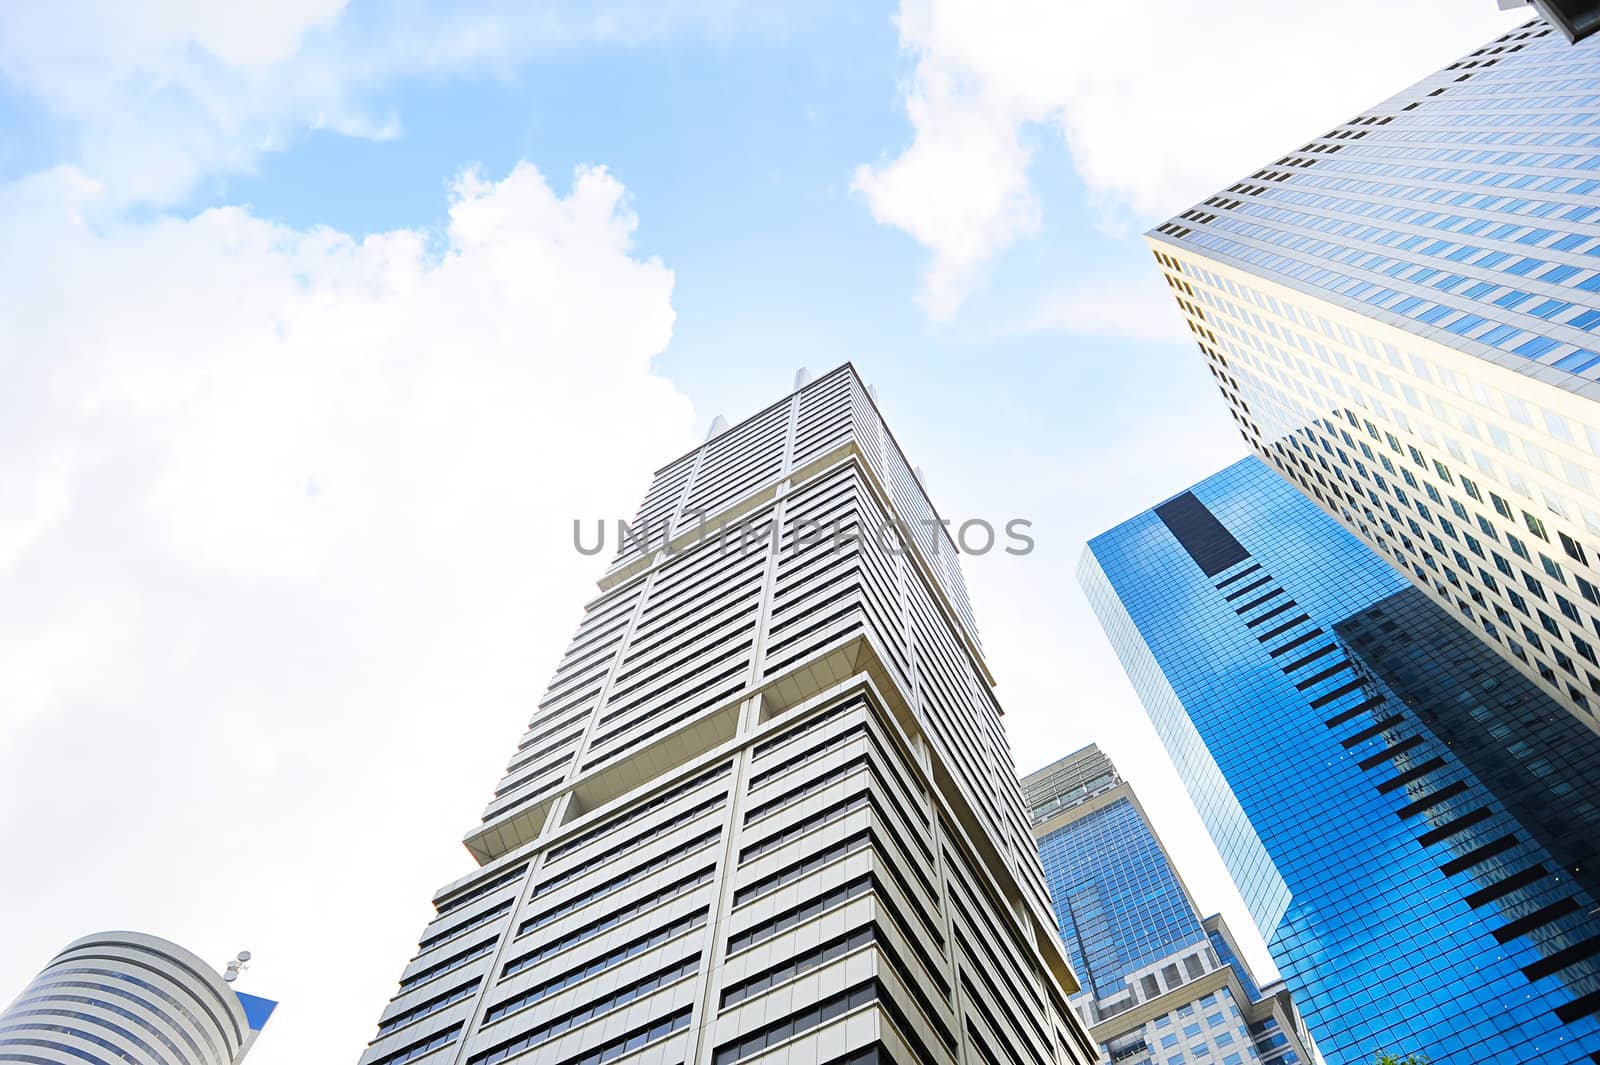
[0,931,277,1065]
[360,365,1097,1065]
[1022,745,1318,1065]
[1080,456,1600,1065]
[1148,16,1600,733]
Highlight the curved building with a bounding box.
[0,931,276,1065]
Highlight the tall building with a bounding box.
[1148,15,1600,733]
[1079,456,1600,1065]
[0,931,277,1065]
[1022,745,1318,1065]
[360,365,1097,1065]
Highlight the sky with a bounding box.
[0,2,1528,1061]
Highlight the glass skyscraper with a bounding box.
[1149,16,1600,733]
[1080,456,1600,1065]
[359,365,1098,1065]
[1022,745,1317,1065]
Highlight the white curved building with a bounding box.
[0,931,275,1065]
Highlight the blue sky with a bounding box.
[0,2,1525,1060]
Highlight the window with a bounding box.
[1541,553,1566,584]
[1509,534,1532,562]
[1492,493,1514,519]
[1524,510,1550,541]
[1560,531,1589,565]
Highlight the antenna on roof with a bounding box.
[223,951,251,984]
[794,368,812,389]
[706,415,728,441]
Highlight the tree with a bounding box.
[1375,1053,1429,1065]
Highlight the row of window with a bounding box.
[468,955,698,1065]
[397,939,493,994]
[501,865,713,979]
[720,984,877,1065]
[537,790,726,895]
[727,874,872,957]
[485,910,706,1025]
[367,1022,460,1065]
[544,761,729,863]
[374,977,478,1038]
[522,827,720,935]
[432,863,526,919]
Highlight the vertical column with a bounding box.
[684,691,764,1065]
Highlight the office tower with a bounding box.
[1022,745,1318,1065]
[1148,16,1600,734]
[360,365,1097,1065]
[0,931,277,1065]
[1080,456,1600,1065]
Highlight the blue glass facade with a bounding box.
[1154,20,1600,385]
[1038,796,1208,1002]
[1025,746,1317,1065]
[1081,456,1600,1065]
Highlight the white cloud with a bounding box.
[0,161,696,1063]
[852,60,1039,318]
[0,0,767,203]
[858,0,1522,316]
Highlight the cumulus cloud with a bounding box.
[857,0,1519,317]
[0,0,765,203]
[0,161,695,1062]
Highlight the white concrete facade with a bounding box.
[360,365,1098,1065]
